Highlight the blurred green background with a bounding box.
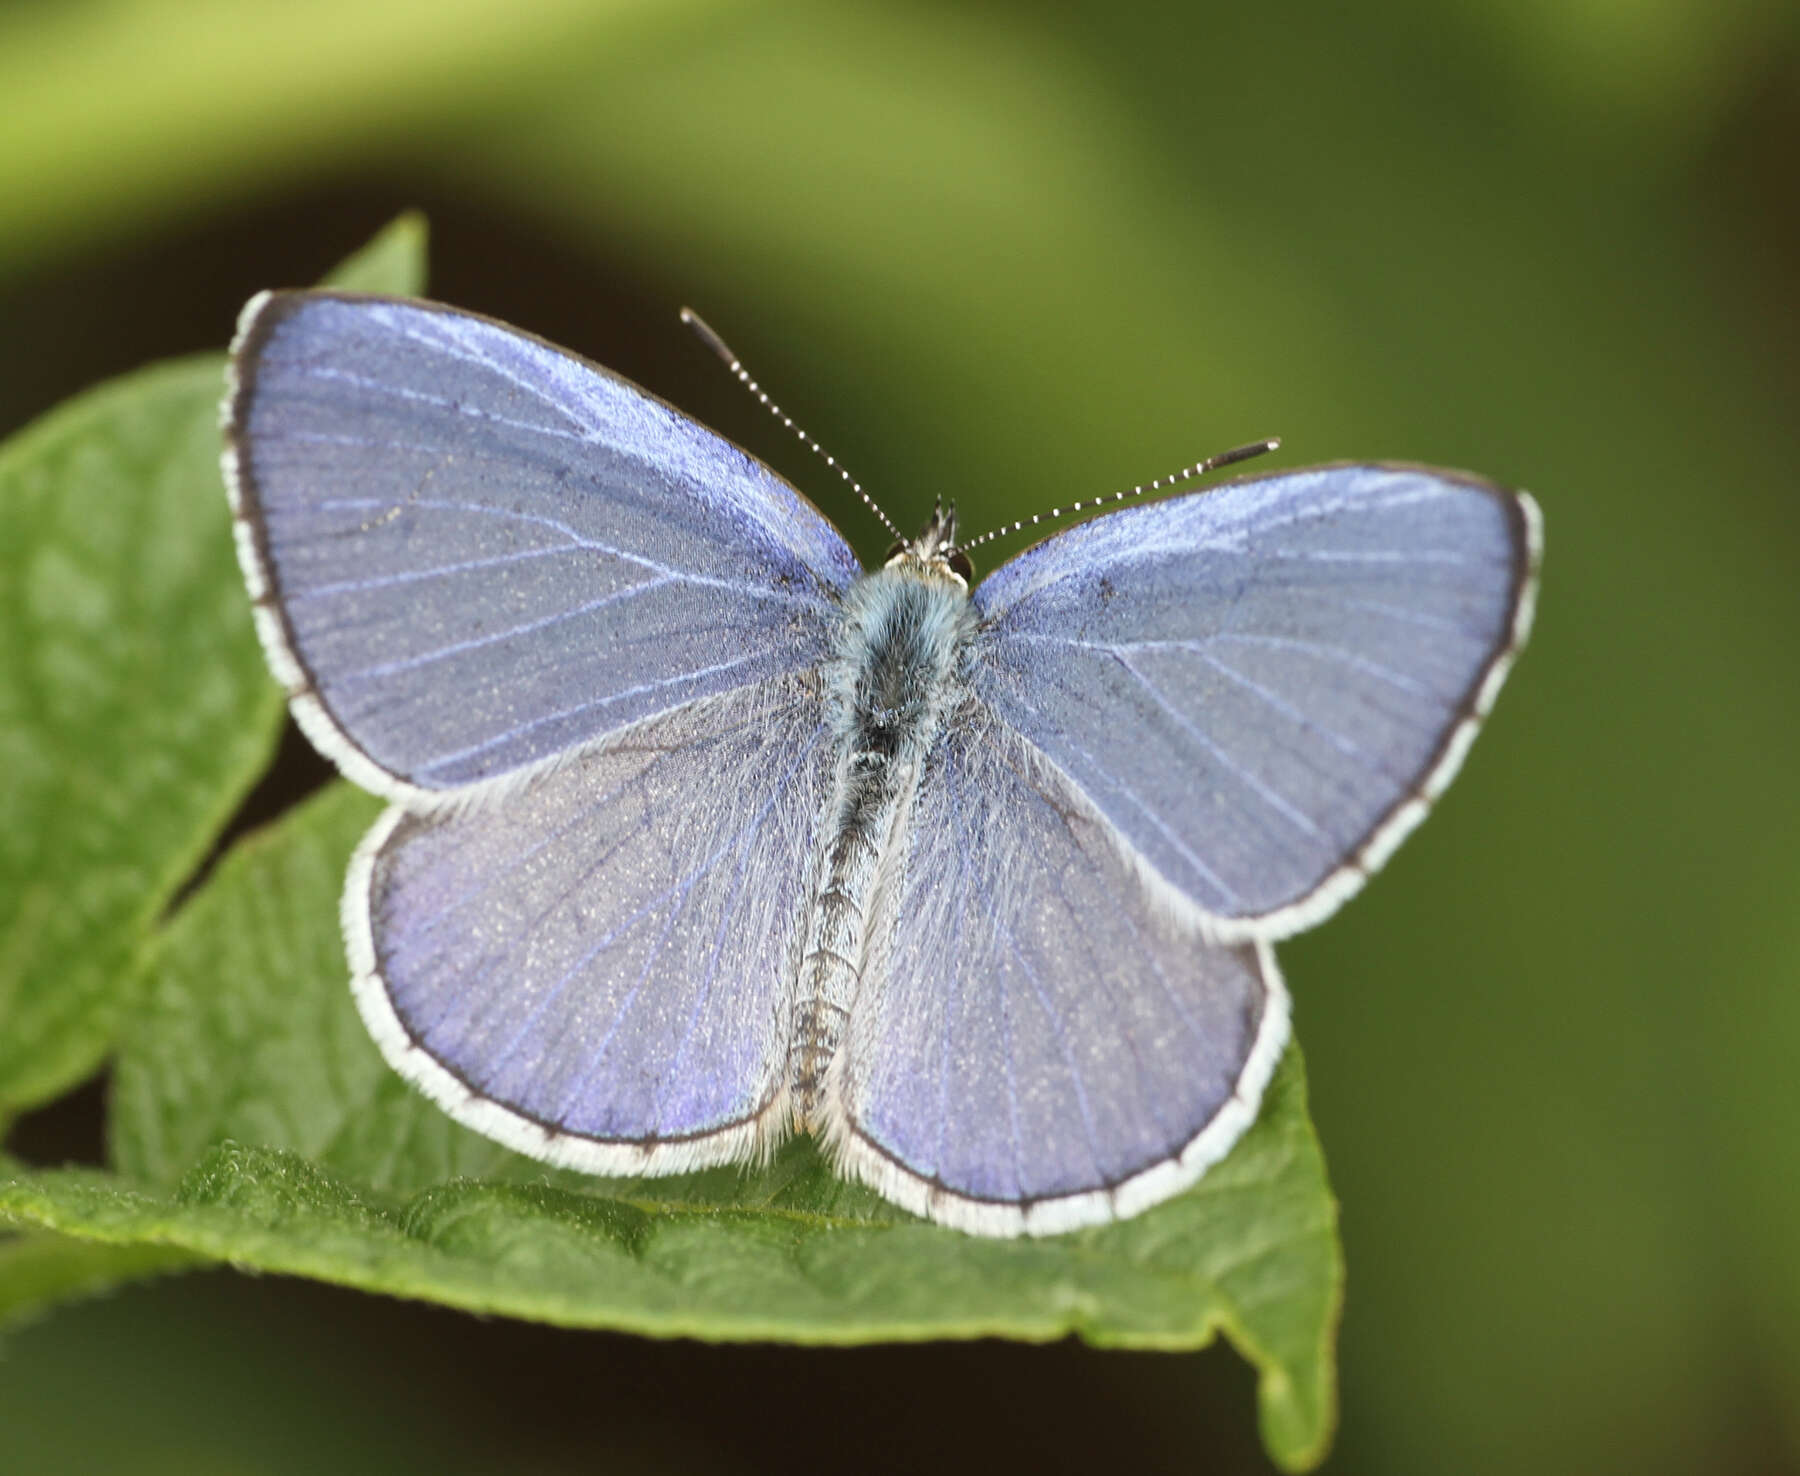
[3,1,1798,1472]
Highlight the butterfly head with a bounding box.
[885,501,974,589]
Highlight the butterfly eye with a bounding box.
[884,538,908,563]
[948,548,975,584]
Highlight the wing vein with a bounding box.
[394,696,796,941]
[1206,632,1432,696]
[1107,650,1326,841]
[1188,648,1379,770]
[478,726,822,1089]
[292,543,580,601]
[314,496,810,606]
[295,363,602,447]
[373,309,598,435]
[557,727,821,1126]
[340,576,678,683]
[415,649,772,782]
[983,661,1243,907]
[997,916,1106,1189]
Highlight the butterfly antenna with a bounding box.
[950,437,1283,558]
[680,307,904,543]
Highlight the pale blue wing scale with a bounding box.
[224,291,861,797]
[345,677,831,1170]
[828,703,1289,1236]
[971,464,1538,935]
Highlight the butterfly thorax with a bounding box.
[790,554,979,1125]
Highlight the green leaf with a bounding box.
[0,1231,201,1336]
[88,782,1341,1469]
[0,217,426,1118]
[0,356,282,1114]
[322,211,430,296]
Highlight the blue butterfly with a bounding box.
[223,292,1540,1236]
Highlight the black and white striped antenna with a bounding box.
[681,307,904,544]
[948,438,1282,559]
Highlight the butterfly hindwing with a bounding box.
[225,291,861,800]
[972,464,1540,938]
[346,677,833,1173]
[826,700,1290,1236]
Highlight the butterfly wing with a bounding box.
[972,463,1540,938]
[224,291,861,800]
[347,676,832,1172]
[825,701,1289,1235]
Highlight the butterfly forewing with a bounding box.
[972,464,1539,939]
[224,292,860,799]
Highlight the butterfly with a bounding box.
[222,291,1540,1236]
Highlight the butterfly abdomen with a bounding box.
[791,564,977,1125]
